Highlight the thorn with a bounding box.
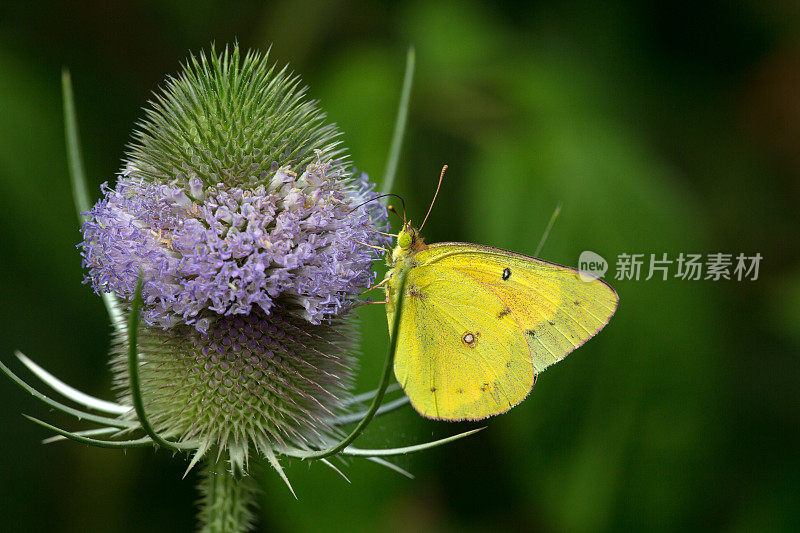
[183,440,210,479]
[266,448,297,499]
[320,458,351,483]
[367,457,414,479]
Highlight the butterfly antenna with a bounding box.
[348,193,405,215]
[534,202,562,257]
[419,165,447,232]
[387,204,407,225]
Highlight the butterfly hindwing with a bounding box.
[390,243,618,420]
[393,258,535,420]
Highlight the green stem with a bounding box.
[197,458,258,533]
[380,47,415,201]
[127,276,197,451]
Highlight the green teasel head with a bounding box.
[80,44,388,472]
[129,45,344,188]
[111,309,359,472]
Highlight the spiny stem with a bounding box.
[197,458,258,533]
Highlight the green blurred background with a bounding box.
[1,1,798,531]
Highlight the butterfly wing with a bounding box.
[390,243,618,421]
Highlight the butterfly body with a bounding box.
[385,224,618,421]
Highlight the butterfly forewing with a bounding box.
[421,243,618,374]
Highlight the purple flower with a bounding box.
[81,159,387,332]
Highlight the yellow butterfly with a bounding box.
[384,197,618,421]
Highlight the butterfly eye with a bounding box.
[398,231,412,249]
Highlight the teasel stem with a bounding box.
[197,458,258,533]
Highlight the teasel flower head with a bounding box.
[78,45,388,473]
[3,45,482,533]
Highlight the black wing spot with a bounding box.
[480,382,490,392]
[502,267,512,281]
[430,386,437,392]
[505,361,512,368]
[548,320,555,326]
[574,300,581,306]
[526,329,536,337]
[497,306,511,319]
